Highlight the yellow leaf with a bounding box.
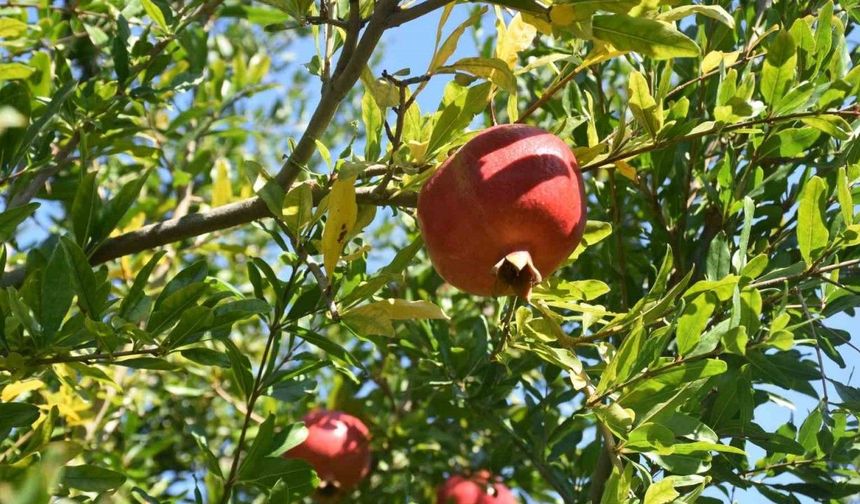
[429,7,487,71]
[1,379,45,401]
[644,478,679,504]
[322,176,358,274]
[584,92,599,147]
[496,14,537,69]
[522,12,552,35]
[343,299,449,337]
[407,140,429,164]
[507,93,519,122]
[615,160,638,182]
[359,67,399,108]
[549,5,578,26]
[628,71,663,139]
[211,157,233,207]
[701,50,740,74]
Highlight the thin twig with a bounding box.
[213,382,266,424]
[220,323,282,503]
[581,108,860,173]
[796,288,830,406]
[750,258,860,289]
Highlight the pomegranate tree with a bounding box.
[437,471,517,504]
[417,124,587,299]
[284,410,372,498]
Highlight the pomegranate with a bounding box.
[284,410,371,498]
[437,471,517,504]
[417,124,587,299]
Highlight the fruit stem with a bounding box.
[492,250,541,299]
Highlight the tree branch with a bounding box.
[273,0,399,189]
[386,0,453,27]
[0,186,416,287]
[581,108,860,173]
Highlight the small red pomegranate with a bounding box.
[437,471,517,504]
[284,410,371,498]
[417,124,587,299]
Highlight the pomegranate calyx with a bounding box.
[492,250,541,299]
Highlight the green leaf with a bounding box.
[644,477,679,504]
[625,422,676,454]
[436,57,518,94]
[10,80,76,169]
[677,294,716,356]
[361,89,382,161]
[0,202,39,242]
[736,197,755,271]
[70,172,99,246]
[147,283,207,335]
[837,166,853,225]
[620,359,728,407]
[181,347,230,368]
[0,63,35,81]
[118,251,166,322]
[721,326,748,355]
[112,15,130,85]
[239,414,276,479]
[342,299,448,337]
[801,114,852,140]
[40,244,73,342]
[600,464,633,504]
[796,176,829,266]
[774,81,814,115]
[212,298,271,329]
[0,18,28,38]
[224,338,254,400]
[153,260,208,311]
[592,15,700,60]
[705,231,732,280]
[628,71,662,139]
[426,81,492,156]
[237,457,317,492]
[797,407,822,453]
[163,305,214,350]
[116,357,177,370]
[91,169,151,245]
[141,0,170,32]
[269,422,309,457]
[0,402,40,433]
[59,236,104,318]
[657,5,735,28]
[62,464,126,492]
[814,1,833,76]
[190,425,223,479]
[761,30,797,106]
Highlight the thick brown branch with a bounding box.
[0,187,416,287]
[386,0,453,27]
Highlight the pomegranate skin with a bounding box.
[437,472,517,504]
[284,410,372,493]
[417,124,587,298]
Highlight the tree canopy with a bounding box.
[1,0,860,502]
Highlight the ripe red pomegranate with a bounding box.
[437,471,517,504]
[284,410,371,498]
[417,124,587,299]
